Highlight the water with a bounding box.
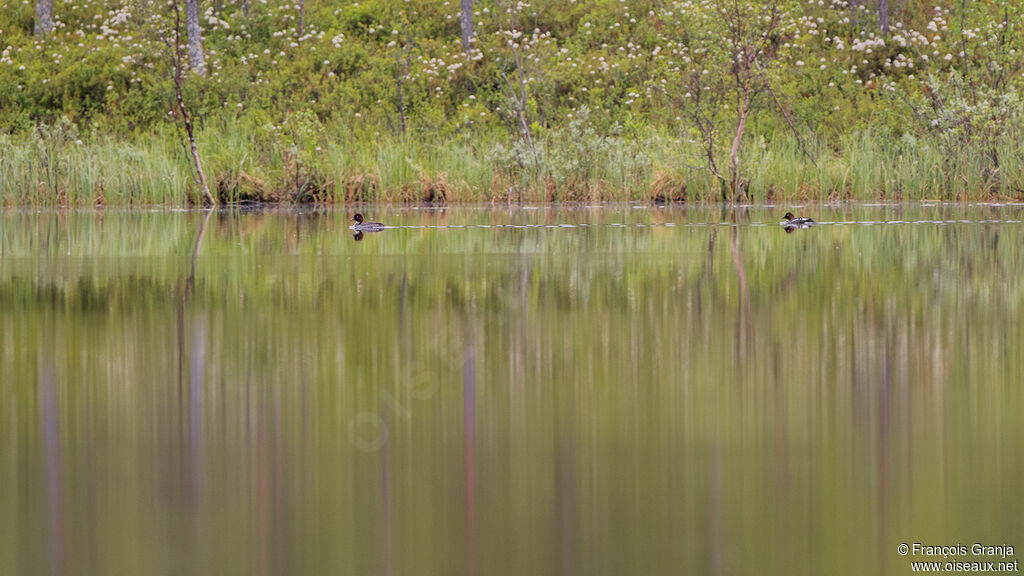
[2,204,1022,576]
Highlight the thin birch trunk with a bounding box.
[173,0,215,206]
[34,0,53,38]
[186,0,206,76]
[461,0,473,52]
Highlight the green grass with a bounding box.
[2,118,1023,206]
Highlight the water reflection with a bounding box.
[0,204,1022,576]
[39,353,66,576]
[782,225,809,234]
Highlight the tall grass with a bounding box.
[1,119,1022,206]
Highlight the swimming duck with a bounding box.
[351,213,385,232]
[782,212,815,226]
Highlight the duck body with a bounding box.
[351,213,386,232]
[781,212,815,227]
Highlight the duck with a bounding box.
[782,212,815,226]
[351,213,386,232]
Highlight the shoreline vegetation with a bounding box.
[2,1,1023,206]
[3,119,1022,206]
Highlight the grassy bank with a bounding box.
[2,115,1022,206]
[2,0,1024,205]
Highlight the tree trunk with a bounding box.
[299,0,305,37]
[878,0,890,36]
[460,0,473,53]
[729,89,751,203]
[172,0,214,205]
[849,0,859,28]
[174,71,214,205]
[34,0,53,38]
[395,54,407,136]
[186,0,206,76]
[169,0,214,205]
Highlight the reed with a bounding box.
[2,119,1022,206]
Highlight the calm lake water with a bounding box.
[2,204,1022,576]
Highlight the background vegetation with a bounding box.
[1,0,1023,204]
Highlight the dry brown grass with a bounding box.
[649,171,687,203]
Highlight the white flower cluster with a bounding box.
[850,37,885,53]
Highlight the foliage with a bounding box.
[900,71,1023,193]
[1,0,1023,203]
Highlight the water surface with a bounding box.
[2,204,1022,576]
